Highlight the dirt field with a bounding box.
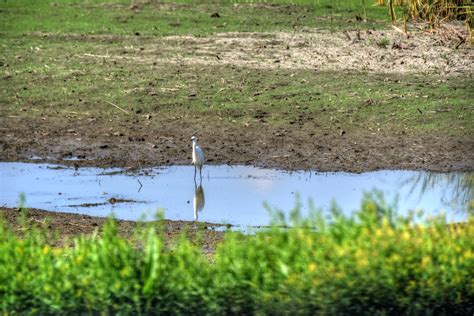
[2,113,473,173]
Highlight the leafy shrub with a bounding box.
[1,194,473,314]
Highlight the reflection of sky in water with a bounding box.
[0,163,471,226]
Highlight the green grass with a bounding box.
[1,33,472,135]
[0,0,391,37]
[1,195,473,314]
[1,1,472,137]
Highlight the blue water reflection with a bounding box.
[0,163,471,226]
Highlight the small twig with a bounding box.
[29,218,46,224]
[84,53,111,58]
[67,222,89,229]
[286,15,303,49]
[137,178,143,193]
[392,25,408,37]
[343,30,351,41]
[434,108,452,113]
[105,100,130,115]
[455,37,466,49]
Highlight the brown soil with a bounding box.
[46,29,473,75]
[1,114,473,172]
[0,207,225,253]
[161,30,473,75]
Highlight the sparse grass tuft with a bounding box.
[376,36,390,47]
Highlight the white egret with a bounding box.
[191,135,205,181]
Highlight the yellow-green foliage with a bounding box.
[377,0,473,25]
[1,195,473,314]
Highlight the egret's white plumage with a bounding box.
[191,136,205,181]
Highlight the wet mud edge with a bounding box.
[1,116,473,173]
[0,207,225,253]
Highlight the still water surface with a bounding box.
[0,163,471,226]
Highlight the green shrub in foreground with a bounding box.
[0,195,473,315]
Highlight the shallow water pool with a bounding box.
[0,163,471,226]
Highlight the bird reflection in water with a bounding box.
[193,184,205,221]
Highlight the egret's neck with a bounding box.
[192,140,198,148]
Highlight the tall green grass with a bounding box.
[377,0,473,27]
[1,195,473,314]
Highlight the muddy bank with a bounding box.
[1,115,473,172]
[0,207,224,253]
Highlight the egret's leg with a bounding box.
[194,165,197,181]
[199,166,202,181]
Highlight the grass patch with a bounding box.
[1,194,473,314]
[1,34,472,136]
[1,1,471,138]
[0,0,391,37]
